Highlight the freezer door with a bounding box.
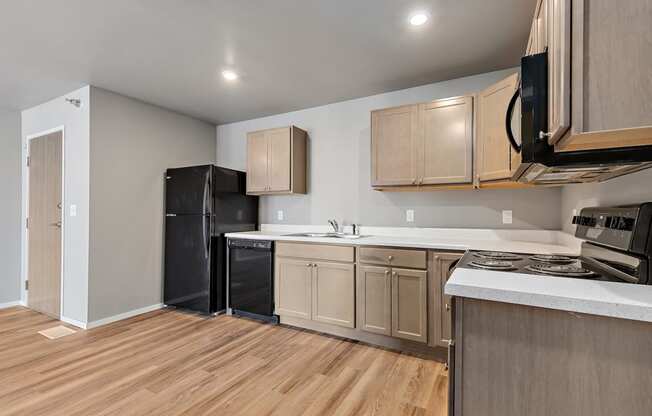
[164,215,212,314]
[165,165,212,215]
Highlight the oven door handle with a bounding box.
[505,86,522,154]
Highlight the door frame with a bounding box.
[22,126,66,317]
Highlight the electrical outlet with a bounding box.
[277,210,284,221]
[502,210,513,224]
[406,209,415,223]
[70,204,77,217]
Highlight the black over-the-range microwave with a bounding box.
[505,52,652,185]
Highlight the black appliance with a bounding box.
[164,165,258,315]
[506,52,652,184]
[228,239,277,323]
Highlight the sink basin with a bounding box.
[284,232,367,239]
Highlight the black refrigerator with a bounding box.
[164,165,258,314]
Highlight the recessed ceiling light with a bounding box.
[222,70,238,81]
[409,13,429,26]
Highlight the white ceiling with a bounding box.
[0,0,536,124]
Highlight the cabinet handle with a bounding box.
[392,272,397,277]
[313,264,317,268]
[306,263,311,267]
[387,255,394,262]
[412,178,417,185]
[418,178,423,185]
[445,303,450,311]
[384,270,390,275]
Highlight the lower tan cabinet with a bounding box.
[429,252,463,348]
[391,268,428,343]
[312,261,355,328]
[275,258,312,319]
[357,265,392,336]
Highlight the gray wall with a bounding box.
[88,88,216,322]
[217,69,562,230]
[561,169,652,234]
[0,111,22,305]
[21,86,91,323]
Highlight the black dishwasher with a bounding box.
[228,239,277,323]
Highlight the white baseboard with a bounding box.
[0,301,23,310]
[86,303,164,329]
[61,316,88,330]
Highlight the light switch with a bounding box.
[406,209,415,223]
[69,204,77,217]
[502,210,513,224]
[277,210,284,221]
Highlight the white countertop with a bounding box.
[446,268,652,323]
[225,225,579,255]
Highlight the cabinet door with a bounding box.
[371,105,419,186]
[312,262,355,328]
[477,74,519,182]
[547,0,571,144]
[357,265,392,336]
[267,127,292,192]
[429,253,463,348]
[275,258,312,319]
[246,131,269,193]
[419,97,473,185]
[391,268,427,343]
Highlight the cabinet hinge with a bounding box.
[25,280,29,291]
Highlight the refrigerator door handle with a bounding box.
[203,215,210,259]
[203,170,210,216]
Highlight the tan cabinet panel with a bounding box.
[276,242,354,263]
[429,252,463,348]
[246,126,307,195]
[357,265,392,336]
[267,127,291,192]
[312,262,355,328]
[419,96,473,185]
[358,247,426,269]
[477,73,519,182]
[246,131,269,192]
[391,268,427,343]
[371,104,419,186]
[546,0,570,144]
[275,258,312,319]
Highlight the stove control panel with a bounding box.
[574,206,640,251]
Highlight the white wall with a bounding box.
[21,86,91,323]
[0,111,22,306]
[217,68,562,230]
[87,88,216,323]
[561,169,652,234]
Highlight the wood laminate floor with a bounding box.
[0,307,448,416]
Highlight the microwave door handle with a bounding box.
[505,87,522,153]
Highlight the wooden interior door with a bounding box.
[28,131,63,318]
[419,96,474,185]
[246,131,269,193]
[267,127,291,192]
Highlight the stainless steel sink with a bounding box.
[284,232,366,239]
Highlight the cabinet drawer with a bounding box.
[358,247,427,269]
[276,242,354,263]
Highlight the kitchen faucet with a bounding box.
[328,219,340,233]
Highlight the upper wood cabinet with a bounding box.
[419,97,474,185]
[371,96,473,188]
[246,126,307,195]
[371,104,419,186]
[477,73,520,182]
[527,0,652,151]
